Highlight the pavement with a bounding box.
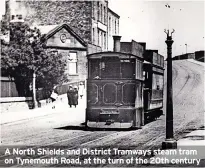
[0,91,86,125]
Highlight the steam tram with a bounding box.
[86,37,164,129]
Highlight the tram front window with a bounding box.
[101,57,120,79]
[90,59,100,79]
[89,57,135,79]
[121,59,135,79]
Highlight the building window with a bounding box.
[109,17,111,34]
[104,6,106,23]
[68,52,77,75]
[104,33,106,50]
[92,2,94,19]
[100,31,102,48]
[100,4,103,22]
[93,28,95,44]
[117,20,119,34]
[115,20,117,34]
[102,5,104,24]
[102,32,105,49]
[97,2,100,21]
[98,29,100,46]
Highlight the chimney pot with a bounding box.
[18,14,23,20]
[11,15,15,20]
[113,35,121,52]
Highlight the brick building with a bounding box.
[3,0,120,51]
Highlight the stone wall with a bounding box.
[16,0,92,43]
[0,97,33,113]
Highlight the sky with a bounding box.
[109,0,204,57]
[0,0,204,57]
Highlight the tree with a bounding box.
[1,22,67,97]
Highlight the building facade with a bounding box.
[3,0,120,51]
[41,24,88,81]
[107,8,120,51]
[91,0,108,51]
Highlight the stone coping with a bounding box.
[0,97,32,103]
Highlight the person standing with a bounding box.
[73,86,79,108]
[78,82,84,99]
[50,85,58,109]
[67,85,74,108]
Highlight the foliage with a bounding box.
[1,22,67,96]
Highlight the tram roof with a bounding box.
[86,51,144,60]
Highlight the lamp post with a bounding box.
[162,29,177,149]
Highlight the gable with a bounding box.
[46,28,86,49]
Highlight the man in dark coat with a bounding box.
[67,85,74,108]
[72,86,79,108]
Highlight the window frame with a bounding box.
[68,52,78,75]
[88,58,136,79]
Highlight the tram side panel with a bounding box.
[149,53,164,116]
[143,66,164,121]
[150,69,164,110]
[134,60,144,127]
[143,55,164,121]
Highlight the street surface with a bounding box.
[0,59,204,167]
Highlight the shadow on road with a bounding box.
[54,122,141,132]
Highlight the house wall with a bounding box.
[46,28,86,49]
[13,0,119,52]
[15,0,93,43]
[44,26,87,81]
[53,49,87,81]
[91,0,108,51]
[107,9,120,51]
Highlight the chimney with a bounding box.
[11,15,15,20]
[10,14,24,23]
[113,35,121,52]
[5,0,11,22]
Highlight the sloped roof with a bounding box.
[40,23,87,47]
[32,25,59,35]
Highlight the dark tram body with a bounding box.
[143,50,164,122]
[86,37,164,129]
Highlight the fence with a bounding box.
[0,77,19,97]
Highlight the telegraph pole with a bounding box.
[162,29,177,149]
